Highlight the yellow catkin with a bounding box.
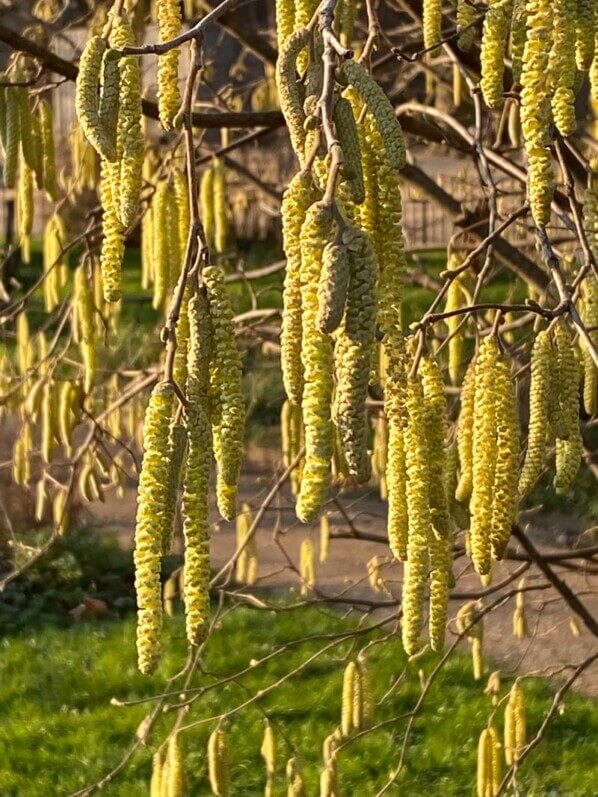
[261,720,276,780]
[342,60,406,171]
[109,14,144,227]
[200,166,215,250]
[488,725,502,795]
[504,681,526,764]
[134,381,175,674]
[317,241,350,334]
[420,356,451,652]
[157,0,182,129]
[401,375,432,656]
[75,36,117,161]
[580,275,598,415]
[513,577,528,638]
[296,202,335,522]
[281,170,320,405]
[489,351,520,561]
[165,733,183,797]
[423,0,442,57]
[334,97,365,205]
[58,381,76,455]
[286,757,307,797]
[235,504,258,584]
[455,356,476,502]
[470,339,500,576]
[17,158,33,264]
[53,489,69,535]
[3,86,19,188]
[182,290,213,646]
[204,266,245,521]
[575,0,595,71]
[372,413,388,500]
[276,28,309,161]
[208,727,230,797]
[152,180,171,308]
[357,655,373,727]
[39,100,57,200]
[41,382,55,464]
[477,728,491,797]
[213,159,228,254]
[549,0,578,137]
[510,0,527,84]
[74,265,96,394]
[341,661,357,736]
[275,0,295,51]
[150,751,162,797]
[319,514,330,562]
[480,0,513,109]
[334,228,377,483]
[173,170,191,267]
[520,0,554,226]
[457,600,484,679]
[444,260,467,385]
[99,158,125,302]
[162,423,187,555]
[519,331,552,493]
[457,0,475,51]
[552,323,583,493]
[299,537,315,595]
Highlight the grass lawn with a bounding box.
[0,606,596,796]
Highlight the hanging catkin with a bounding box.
[457,0,475,51]
[39,100,57,200]
[152,180,171,308]
[76,37,108,157]
[156,0,182,129]
[276,28,309,161]
[552,323,583,493]
[204,266,246,521]
[182,289,213,646]
[469,339,500,575]
[520,0,554,226]
[402,375,432,656]
[423,0,442,57]
[504,681,526,764]
[489,350,520,561]
[480,0,513,109]
[208,727,230,797]
[420,355,451,652]
[134,381,175,674]
[575,0,595,71]
[549,0,578,137]
[341,60,406,171]
[200,166,216,250]
[580,275,598,415]
[519,331,552,493]
[296,202,335,522]
[334,228,377,483]
[109,13,144,227]
[99,158,125,302]
[3,86,19,188]
[17,158,33,264]
[455,356,476,502]
[281,170,320,404]
[444,258,467,385]
[213,159,228,254]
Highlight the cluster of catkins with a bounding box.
[76,2,183,304]
[0,56,58,263]
[452,0,598,225]
[134,268,245,674]
[476,679,527,797]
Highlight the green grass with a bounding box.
[0,607,596,796]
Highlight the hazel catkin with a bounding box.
[134,381,175,674]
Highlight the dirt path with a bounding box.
[86,446,598,696]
